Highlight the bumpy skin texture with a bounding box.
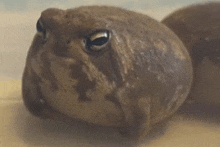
[162,2,220,106]
[22,6,193,139]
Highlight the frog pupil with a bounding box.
[86,31,109,51]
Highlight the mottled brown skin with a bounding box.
[162,2,220,106]
[22,6,193,140]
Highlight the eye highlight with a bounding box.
[85,31,110,52]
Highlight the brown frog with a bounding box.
[162,2,220,106]
[22,6,193,139]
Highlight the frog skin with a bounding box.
[162,2,220,106]
[22,6,193,139]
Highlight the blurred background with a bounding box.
[0,0,218,79]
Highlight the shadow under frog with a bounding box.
[14,102,172,146]
[13,97,220,146]
[13,102,136,147]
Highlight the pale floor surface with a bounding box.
[1,77,220,147]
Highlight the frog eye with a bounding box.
[36,19,47,40]
[85,31,110,52]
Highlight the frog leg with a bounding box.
[117,91,151,140]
